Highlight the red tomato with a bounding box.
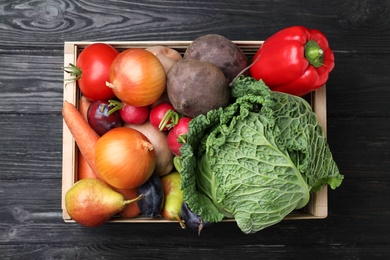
[76,43,119,101]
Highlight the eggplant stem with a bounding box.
[198,219,204,236]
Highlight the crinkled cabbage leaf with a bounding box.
[180,76,343,234]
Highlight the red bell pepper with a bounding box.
[249,26,335,96]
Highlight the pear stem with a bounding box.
[123,194,144,206]
[175,214,186,229]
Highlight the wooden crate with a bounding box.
[62,41,328,223]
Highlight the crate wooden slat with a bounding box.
[62,41,328,223]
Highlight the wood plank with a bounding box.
[0,114,63,179]
[0,51,64,113]
[1,51,389,116]
[0,0,389,52]
[0,243,389,259]
[326,51,390,117]
[327,116,390,173]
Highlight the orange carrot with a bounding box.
[76,96,96,180]
[78,152,97,180]
[115,188,141,218]
[63,100,100,176]
[79,95,91,121]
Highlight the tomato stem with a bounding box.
[63,63,82,82]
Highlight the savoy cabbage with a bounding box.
[180,76,343,234]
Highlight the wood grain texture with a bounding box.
[0,0,389,50]
[0,0,389,259]
[1,50,389,116]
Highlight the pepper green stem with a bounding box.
[304,40,324,68]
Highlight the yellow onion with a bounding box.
[95,127,156,189]
[124,121,174,177]
[107,48,166,107]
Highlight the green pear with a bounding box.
[65,178,142,227]
[161,172,185,228]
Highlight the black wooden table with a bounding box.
[1,0,389,259]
